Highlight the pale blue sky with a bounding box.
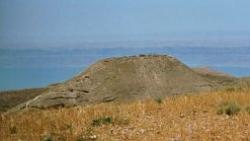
[1,0,250,47]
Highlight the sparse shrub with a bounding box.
[225,87,236,92]
[56,135,67,141]
[91,116,113,127]
[155,97,163,104]
[217,101,241,116]
[65,123,73,134]
[130,55,137,57]
[9,126,17,134]
[225,86,244,92]
[245,106,250,114]
[41,134,54,141]
[139,54,146,57]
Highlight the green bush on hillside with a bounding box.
[91,116,113,127]
[217,101,241,116]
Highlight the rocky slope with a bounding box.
[0,88,48,112]
[12,55,238,110]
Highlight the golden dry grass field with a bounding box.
[1,90,250,141]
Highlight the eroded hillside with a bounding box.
[12,55,227,110]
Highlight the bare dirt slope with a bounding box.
[193,67,238,87]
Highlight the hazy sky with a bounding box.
[1,0,250,47]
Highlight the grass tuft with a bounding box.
[41,134,54,141]
[91,116,113,127]
[217,101,241,116]
[245,106,250,114]
[154,97,163,104]
[9,126,17,134]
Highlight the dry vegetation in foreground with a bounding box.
[1,90,250,141]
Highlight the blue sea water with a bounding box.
[0,46,250,91]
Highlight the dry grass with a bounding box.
[1,90,250,141]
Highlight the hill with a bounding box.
[0,88,48,112]
[193,67,233,78]
[10,54,240,111]
[2,54,250,140]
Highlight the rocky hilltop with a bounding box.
[13,55,237,110]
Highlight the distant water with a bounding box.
[0,46,250,91]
